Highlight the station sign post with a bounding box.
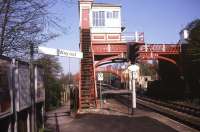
[128,64,139,115]
[97,72,103,108]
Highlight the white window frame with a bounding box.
[93,11,105,27]
[113,11,119,19]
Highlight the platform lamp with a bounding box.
[128,64,140,115]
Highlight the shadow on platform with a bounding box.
[61,113,177,132]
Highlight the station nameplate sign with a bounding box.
[38,46,83,59]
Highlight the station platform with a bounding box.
[45,99,199,132]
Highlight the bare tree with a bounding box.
[0,0,60,58]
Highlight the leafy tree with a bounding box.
[36,55,63,110]
[184,19,200,61]
[182,19,200,103]
[139,62,157,80]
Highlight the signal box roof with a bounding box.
[92,3,121,7]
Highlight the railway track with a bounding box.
[137,95,200,118]
[114,95,200,130]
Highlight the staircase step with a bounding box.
[81,65,93,68]
[81,85,92,88]
[81,64,93,67]
[81,94,90,97]
[80,104,90,109]
[81,91,90,94]
[82,55,92,57]
[81,31,90,33]
[81,85,91,88]
[81,79,93,82]
[81,73,94,75]
[81,85,90,88]
[81,70,94,72]
[81,70,93,72]
[81,81,93,84]
[81,88,90,91]
[81,101,96,106]
[81,76,93,79]
[81,81,93,83]
[81,41,91,43]
[82,53,92,55]
[81,62,93,65]
[81,35,90,37]
[81,83,92,86]
[81,87,91,90]
[81,72,94,74]
[81,35,91,37]
[81,34,90,36]
[81,99,91,102]
[81,89,90,92]
[80,29,96,109]
[82,56,93,58]
[81,68,93,73]
[81,63,93,65]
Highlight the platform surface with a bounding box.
[45,99,199,132]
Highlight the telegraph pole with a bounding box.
[30,43,36,132]
[11,59,18,132]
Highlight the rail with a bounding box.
[115,95,200,130]
[136,95,200,117]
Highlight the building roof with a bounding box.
[92,3,121,7]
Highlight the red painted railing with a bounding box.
[139,44,180,54]
[91,32,144,43]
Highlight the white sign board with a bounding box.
[128,64,139,72]
[38,46,83,59]
[38,46,57,56]
[98,72,103,81]
[132,71,138,79]
[57,49,83,58]
[128,64,140,80]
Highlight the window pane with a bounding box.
[107,12,109,18]
[93,12,95,26]
[113,11,119,18]
[107,11,112,18]
[102,11,105,26]
[92,11,105,27]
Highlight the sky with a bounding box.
[44,0,200,74]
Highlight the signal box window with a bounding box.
[93,11,105,26]
[107,11,119,19]
[113,11,119,18]
[107,11,112,18]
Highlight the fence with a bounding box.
[0,55,45,118]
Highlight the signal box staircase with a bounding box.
[80,29,96,109]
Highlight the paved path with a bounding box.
[45,100,199,132]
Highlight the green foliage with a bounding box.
[139,62,157,80]
[36,55,63,110]
[185,19,200,62]
[181,19,200,102]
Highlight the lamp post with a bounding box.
[128,64,139,115]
